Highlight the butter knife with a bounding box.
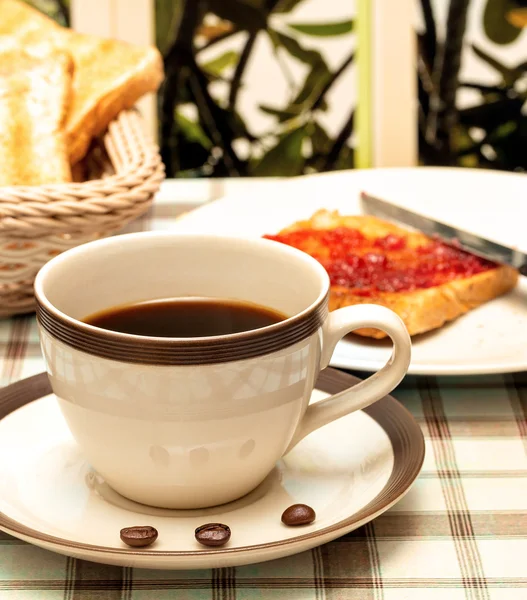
[360,192,527,276]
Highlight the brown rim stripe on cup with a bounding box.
[36,294,329,365]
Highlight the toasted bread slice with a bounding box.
[0,0,164,165]
[0,48,73,186]
[268,210,519,338]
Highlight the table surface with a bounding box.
[0,179,526,599]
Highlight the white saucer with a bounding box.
[0,370,424,570]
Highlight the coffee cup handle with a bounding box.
[285,304,411,453]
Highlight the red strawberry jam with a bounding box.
[264,227,495,296]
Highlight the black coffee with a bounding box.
[84,298,286,337]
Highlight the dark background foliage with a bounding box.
[418,0,527,172]
[156,0,355,178]
[23,0,527,175]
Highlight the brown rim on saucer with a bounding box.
[0,369,425,559]
[35,291,329,366]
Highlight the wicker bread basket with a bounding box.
[0,109,164,318]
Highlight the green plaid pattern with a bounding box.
[0,180,526,599]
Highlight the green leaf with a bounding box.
[287,20,354,37]
[311,121,332,155]
[471,44,517,85]
[335,146,354,171]
[483,0,522,45]
[490,120,518,140]
[283,60,331,120]
[155,0,183,53]
[307,121,333,170]
[269,31,332,120]
[252,126,308,176]
[175,111,212,150]
[271,30,324,65]
[201,51,240,76]
[259,104,298,120]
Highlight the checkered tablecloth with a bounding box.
[0,179,526,599]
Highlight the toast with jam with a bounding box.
[264,209,518,338]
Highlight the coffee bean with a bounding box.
[120,526,158,548]
[195,523,231,547]
[281,504,316,526]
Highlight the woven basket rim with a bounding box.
[0,109,162,201]
[0,109,165,237]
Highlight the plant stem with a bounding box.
[160,0,205,175]
[197,29,239,54]
[312,52,354,111]
[267,29,296,98]
[160,69,186,177]
[187,66,245,175]
[417,34,435,117]
[189,78,244,177]
[459,81,509,94]
[439,0,470,121]
[426,0,471,163]
[228,31,258,111]
[322,110,354,171]
[221,0,280,112]
[419,0,436,70]
[163,0,203,65]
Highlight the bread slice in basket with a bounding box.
[264,210,519,338]
[0,48,73,186]
[0,0,164,165]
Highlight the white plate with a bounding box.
[0,371,424,570]
[171,167,527,375]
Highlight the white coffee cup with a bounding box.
[34,233,411,509]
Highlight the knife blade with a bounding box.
[360,192,527,276]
